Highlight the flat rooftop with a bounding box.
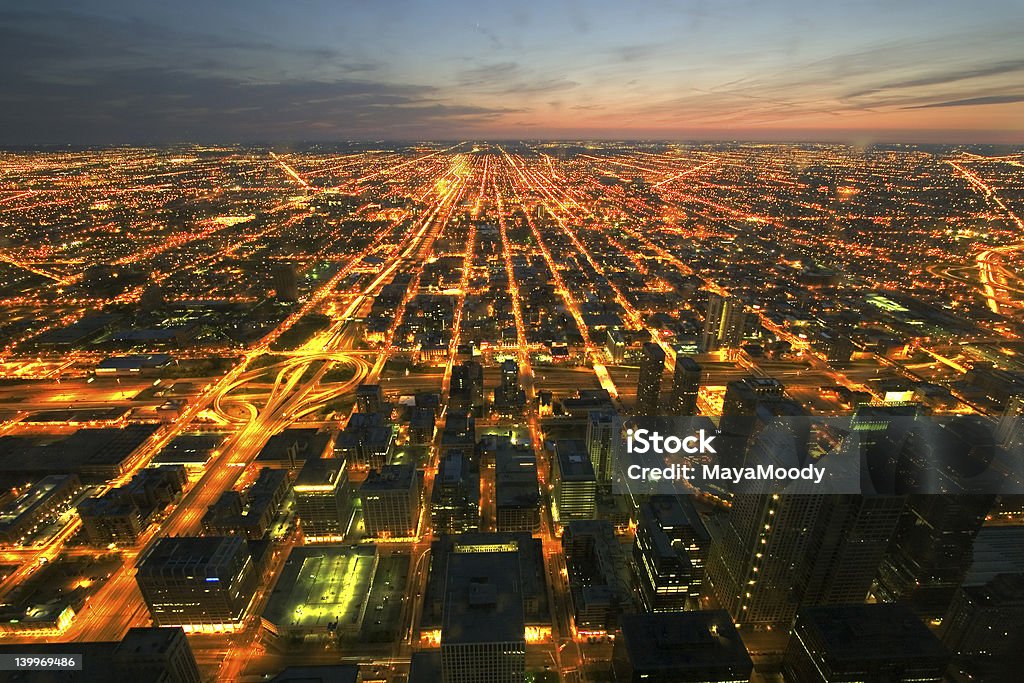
[619,610,752,673]
[441,550,524,646]
[796,603,948,664]
[262,545,377,633]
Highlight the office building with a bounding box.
[355,383,386,414]
[495,444,540,533]
[563,520,630,634]
[670,355,701,415]
[874,494,994,618]
[553,440,597,522]
[0,474,81,546]
[294,458,353,541]
[0,627,202,683]
[136,536,259,631]
[613,611,753,683]
[431,451,480,535]
[702,293,751,351]
[586,408,619,484]
[782,604,949,683]
[440,549,526,683]
[633,495,710,612]
[636,342,665,416]
[492,358,527,415]
[360,463,420,538]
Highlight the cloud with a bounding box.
[845,59,1024,100]
[905,94,1024,109]
[0,7,516,142]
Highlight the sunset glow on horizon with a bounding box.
[1,0,1023,143]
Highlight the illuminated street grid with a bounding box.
[0,142,1022,680]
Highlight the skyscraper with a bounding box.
[635,342,665,416]
[709,493,904,628]
[586,408,618,484]
[708,493,824,627]
[701,293,748,351]
[794,495,905,606]
[670,355,701,415]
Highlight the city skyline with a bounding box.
[1,0,1023,144]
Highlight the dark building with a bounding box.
[492,359,527,415]
[440,410,476,459]
[874,494,994,618]
[613,611,753,683]
[718,377,789,468]
[76,466,185,546]
[334,411,395,470]
[360,463,420,538]
[136,536,259,631]
[271,262,299,301]
[941,573,1024,681]
[450,359,485,417]
[782,604,949,683]
[201,468,289,540]
[670,355,701,415]
[709,493,902,629]
[420,533,550,639]
[720,377,785,431]
[0,627,202,683]
[270,665,359,683]
[355,383,386,414]
[709,493,823,628]
[255,428,332,471]
[636,342,666,416]
[633,495,710,612]
[495,443,540,533]
[795,495,905,607]
[563,520,630,634]
[431,451,480,535]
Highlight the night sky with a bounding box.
[2,0,1023,144]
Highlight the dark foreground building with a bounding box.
[612,610,753,683]
[0,626,201,683]
[782,603,949,683]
